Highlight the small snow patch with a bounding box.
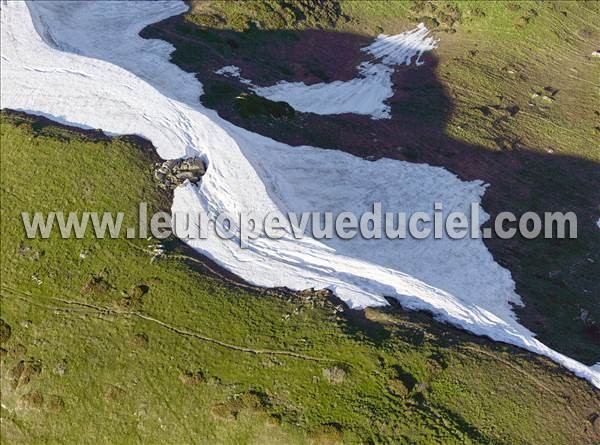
[361,23,438,66]
[214,65,252,85]
[216,24,438,119]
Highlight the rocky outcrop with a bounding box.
[154,157,206,190]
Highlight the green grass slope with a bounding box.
[1,112,599,443]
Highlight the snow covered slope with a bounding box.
[2,1,598,387]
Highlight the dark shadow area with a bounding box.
[142,14,600,364]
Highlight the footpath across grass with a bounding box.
[1,111,599,444]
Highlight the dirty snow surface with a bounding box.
[2,1,598,387]
[241,24,438,119]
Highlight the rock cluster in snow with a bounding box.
[154,157,206,190]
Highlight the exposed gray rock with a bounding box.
[323,366,347,384]
[154,156,206,190]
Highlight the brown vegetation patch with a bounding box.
[120,284,149,310]
[9,343,27,358]
[104,385,126,402]
[81,274,111,297]
[20,391,44,409]
[308,423,344,444]
[0,318,11,343]
[211,402,237,421]
[8,359,42,389]
[47,395,65,413]
[129,332,149,349]
[179,369,205,386]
